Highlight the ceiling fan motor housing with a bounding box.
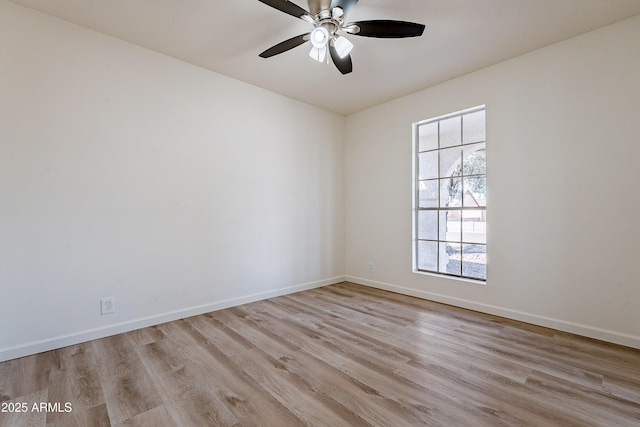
[315,9,341,38]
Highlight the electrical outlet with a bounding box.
[368,262,374,273]
[101,297,115,315]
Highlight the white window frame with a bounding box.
[412,105,487,282]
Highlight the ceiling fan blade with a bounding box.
[258,0,312,20]
[351,20,425,38]
[259,33,310,58]
[329,43,353,75]
[330,0,359,15]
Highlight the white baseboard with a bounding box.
[0,276,345,363]
[346,276,640,350]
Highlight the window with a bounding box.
[413,106,486,281]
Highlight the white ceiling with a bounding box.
[9,0,640,115]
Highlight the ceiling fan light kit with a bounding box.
[309,26,329,62]
[258,0,425,74]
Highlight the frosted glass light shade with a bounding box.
[309,46,327,62]
[309,27,329,62]
[333,36,353,58]
[310,27,329,48]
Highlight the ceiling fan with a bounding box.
[258,0,425,75]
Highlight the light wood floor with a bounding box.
[1,282,639,426]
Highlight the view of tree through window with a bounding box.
[414,106,486,281]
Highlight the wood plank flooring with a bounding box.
[1,282,639,426]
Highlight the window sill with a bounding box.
[412,269,486,286]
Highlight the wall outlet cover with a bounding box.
[101,297,115,315]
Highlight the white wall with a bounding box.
[2,2,638,363]
[344,15,640,348]
[0,1,345,362]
